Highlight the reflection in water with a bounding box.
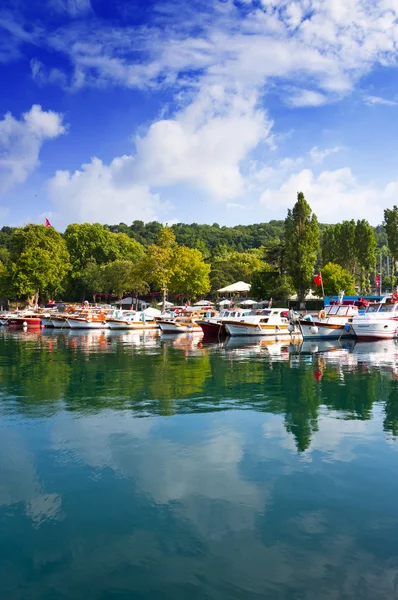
[1,331,398,599]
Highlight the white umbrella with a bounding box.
[144,307,162,317]
[219,299,231,305]
[217,281,251,293]
[193,300,214,306]
[238,299,257,306]
[157,301,174,307]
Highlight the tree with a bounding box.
[210,249,263,291]
[335,220,357,274]
[355,219,377,293]
[284,192,320,303]
[384,206,398,286]
[6,225,71,304]
[143,227,177,309]
[251,270,293,302]
[169,246,211,301]
[321,226,336,265]
[318,263,356,296]
[103,260,148,301]
[80,260,105,303]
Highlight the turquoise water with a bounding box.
[1,329,398,600]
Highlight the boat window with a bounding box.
[272,311,279,315]
[367,304,381,313]
[379,304,396,312]
[259,318,269,323]
[230,312,236,317]
[260,310,271,316]
[329,306,338,315]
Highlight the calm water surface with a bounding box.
[1,329,398,600]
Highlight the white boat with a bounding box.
[158,313,203,333]
[67,314,110,329]
[107,310,158,330]
[51,316,70,328]
[224,308,298,337]
[351,299,398,339]
[299,303,359,339]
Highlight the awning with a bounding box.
[217,281,251,293]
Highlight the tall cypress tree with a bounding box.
[355,219,376,293]
[384,206,398,286]
[285,192,320,303]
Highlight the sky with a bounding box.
[1,0,398,229]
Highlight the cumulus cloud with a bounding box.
[259,167,398,223]
[131,86,272,199]
[47,156,163,227]
[0,104,65,194]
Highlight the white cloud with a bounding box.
[131,86,272,199]
[364,95,398,106]
[49,0,92,16]
[259,166,398,223]
[287,89,328,107]
[47,156,164,227]
[0,104,65,194]
[309,145,343,164]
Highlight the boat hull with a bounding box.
[67,319,109,329]
[108,320,158,330]
[8,317,41,329]
[225,322,291,337]
[299,320,352,339]
[41,317,54,328]
[158,321,202,333]
[351,319,398,339]
[51,318,70,328]
[197,320,227,337]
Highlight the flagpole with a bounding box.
[320,271,325,299]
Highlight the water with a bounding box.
[1,329,398,600]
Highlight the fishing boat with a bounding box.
[197,308,251,338]
[107,310,158,330]
[351,295,398,339]
[299,302,361,339]
[224,308,298,337]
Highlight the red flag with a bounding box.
[313,273,323,286]
[45,218,52,228]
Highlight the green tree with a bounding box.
[80,260,105,303]
[318,263,356,296]
[251,270,293,302]
[6,225,71,304]
[169,246,211,301]
[355,219,377,293]
[210,249,263,291]
[103,260,148,301]
[335,220,357,274]
[142,227,177,309]
[284,192,320,303]
[321,226,336,265]
[384,206,398,286]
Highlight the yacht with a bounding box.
[299,303,360,339]
[107,310,158,330]
[197,308,251,337]
[224,308,298,337]
[351,298,398,339]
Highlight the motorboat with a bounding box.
[351,297,398,339]
[66,311,110,329]
[197,308,251,338]
[224,308,299,337]
[107,310,158,330]
[299,303,360,339]
[158,310,204,333]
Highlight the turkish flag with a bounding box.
[45,218,52,228]
[313,273,323,286]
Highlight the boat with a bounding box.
[7,316,42,329]
[66,312,109,329]
[197,308,251,338]
[157,310,204,333]
[351,296,398,339]
[224,308,298,337]
[107,310,158,330]
[299,302,360,339]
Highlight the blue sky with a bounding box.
[1,0,398,229]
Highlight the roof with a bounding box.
[217,281,251,293]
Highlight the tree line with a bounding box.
[0,196,397,305]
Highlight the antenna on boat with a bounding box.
[338,290,344,304]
